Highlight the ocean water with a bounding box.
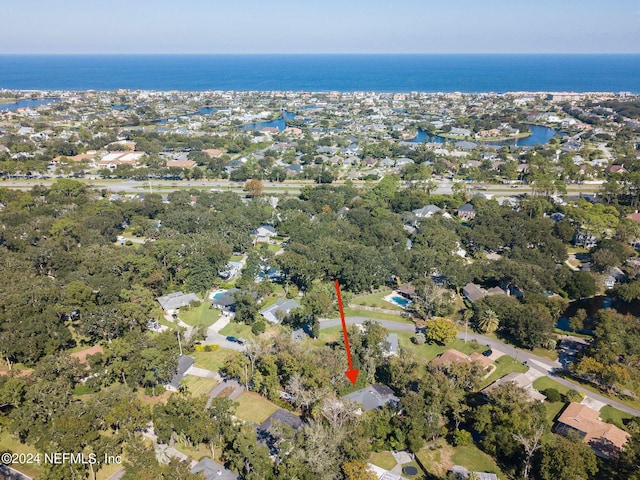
[0,54,638,93]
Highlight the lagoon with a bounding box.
[411,124,560,147]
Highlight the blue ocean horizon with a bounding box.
[0,54,638,93]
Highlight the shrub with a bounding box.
[195,344,220,352]
[565,389,583,403]
[452,429,472,446]
[413,333,426,345]
[252,320,266,335]
[544,388,562,403]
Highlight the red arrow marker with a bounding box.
[334,279,359,385]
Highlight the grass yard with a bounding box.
[343,307,415,324]
[600,405,637,427]
[480,356,528,388]
[179,302,220,328]
[0,431,42,479]
[351,289,403,311]
[396,331,485,362]
[450,444,504,478]
[256,243,281,254]
[234,391,280,424]
[318,325,343,345]
[96,460,126,480]
[368,451,397,471]
[219,322,254,338]
[532,376,572,396]
[181,376,220,397]
[192,349,237,373]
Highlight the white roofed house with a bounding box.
[253,224,279,244]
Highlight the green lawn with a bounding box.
[532,376,572,396]
[343,307,415,324]
[234,391,280,424]
[600,405,637,427]
[351,289,403,311]
[555,373,640,411]
[179,303,220,328]
[192,349,237,373]
[368,451,397,470]
[0,431,43,479]
[415,441,504,479]
[480,356,528,388]
[397,331,485,362]
[450,444,504,478]
[256,243,281,254]
[219,322,254,338]
[181,376,220,398]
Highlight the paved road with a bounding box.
[1,178,603,196]
[319,317,640,418]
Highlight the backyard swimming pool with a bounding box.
[385,294,411,309]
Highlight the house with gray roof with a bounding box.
[259,408,304,433]
[191,457,241,480]
[342,384,399,412]
[211,288,240,310]
[412,204,442,219]
[166,355,195,392]
[157,291,202,312]
[259,298,301,323]
[451,466,498,480]
[384,333,399,357]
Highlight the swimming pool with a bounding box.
[209,289,227,300]
[385,294,411,309]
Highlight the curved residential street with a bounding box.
[319,317,640,418]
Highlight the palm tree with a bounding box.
[478,309,499,334]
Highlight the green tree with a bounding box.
[424,317,458,345]
[536,435,598,480]
[477,309,499,333]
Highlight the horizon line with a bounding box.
[1,52,639,56]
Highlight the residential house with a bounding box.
[219,261,243,280]
[253,225,278,244]
[555,403,630,459]
[190,457,241,480]
[626,212,640,225]
[573,232,598,249]
[166,355,195,392]
[604,266,626,289]
[431,348,493,371]
[396,282,416,300]
[450,466,498,480]
[342,384,400,413]
[450,127,472,137]
[259,298,301,323]
[166,159,196,169]
[211,288,240,311]
[157,292,202,313]
[481,372,546,402]
[384,333,399,357]
[461,282,506,306]
[457,203,476,220]
[259,408,304,433]
[412,204,442,219]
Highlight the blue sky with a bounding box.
[3,0,639,54]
